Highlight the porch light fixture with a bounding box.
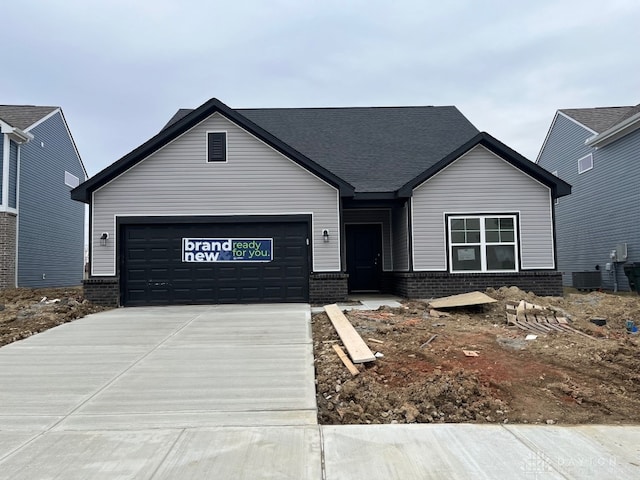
[100,232,109,246]
[322,229,330,243]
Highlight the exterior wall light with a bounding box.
[322,229,330,243]
[100,232,109,246]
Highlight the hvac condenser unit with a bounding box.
[572,271,602,291]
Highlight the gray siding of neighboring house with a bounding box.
[342,209,392,270]
[18,111,85,287]
[9,141,18,208]
[412,145,555,271]
[392,202,410,271]
[92,112,340,275]
[538,114,640,290]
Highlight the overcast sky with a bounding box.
[2,0,639,176]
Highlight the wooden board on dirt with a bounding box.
[324,304,376,363]
[332,344,360,376]
[429,291,498,309]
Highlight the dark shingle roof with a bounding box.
[561,105,639,133]
[165,106,480,192]
[0,105,58,130]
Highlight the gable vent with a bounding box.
[207,132,227,162]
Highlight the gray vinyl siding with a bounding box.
[9,141,18,208]
[539,114,640,290]
[18,112,85,287]
[343,209,392,270]
[392,202,410,271]
[412,145,554,271]
[92,112,340,275]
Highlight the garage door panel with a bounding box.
[121,221,309,306]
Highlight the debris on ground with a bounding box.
[332,344,360,376]
[324,303,376,363]
[0,287,110,347]
[428,291,498,309]
[313,287,640,425]
[506,299,595,339]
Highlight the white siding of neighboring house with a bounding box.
[92,112,340,275]
[412,145,555,271]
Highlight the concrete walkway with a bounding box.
[0,304,638,479]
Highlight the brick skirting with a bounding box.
[309,272,349,304]
[392,271,563,298]
[83,278,120,307]
[0,212,17,289]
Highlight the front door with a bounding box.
[346,224,382,292]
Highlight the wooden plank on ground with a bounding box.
[324,304,376,363]
[332,344,360,376]
[429,291,497,309]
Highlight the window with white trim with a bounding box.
[65,171,80,188]
[448,215,518,272]
[577,153,593,174]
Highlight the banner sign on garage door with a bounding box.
[182,238,273,262]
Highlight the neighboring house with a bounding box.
[0,106,86,288]
[537,103,640,291]
[72,98,570,307]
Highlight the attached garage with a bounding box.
[120,217,310,306]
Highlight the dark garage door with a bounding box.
[121,220,309,306]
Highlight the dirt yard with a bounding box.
[313,287,640,426]
[2,286,639,426]
[0,287,110,347]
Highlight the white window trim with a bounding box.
[65,171,80,188]
[447,214,519,273]
[206,130,228,163]
[577,153,593,174]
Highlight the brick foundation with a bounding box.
[83,277,120,307]
[309,272,349,304]
[392,271,563,298]
[0,212,17,289]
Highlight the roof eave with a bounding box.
[584,112,640,148]
[0,122,34,144]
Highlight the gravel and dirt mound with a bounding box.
[313,287,640,425]
[0,287,110,347]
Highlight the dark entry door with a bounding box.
[346,224,382,292]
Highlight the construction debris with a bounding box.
[324,304,376,363]
[429,291,498,309]
[332,344,359,376]
[420,334,438,348]
[367,338,384,344]
[506,300,595,339]
[463,350,479,357]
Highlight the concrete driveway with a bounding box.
[0,304,320,479]
[1,304,639,479]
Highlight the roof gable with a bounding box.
[72,98,355,203]
[0,105,58,130]
[399,132,571,198]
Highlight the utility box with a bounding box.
[572,271,602,291]
[613,243,628,262]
